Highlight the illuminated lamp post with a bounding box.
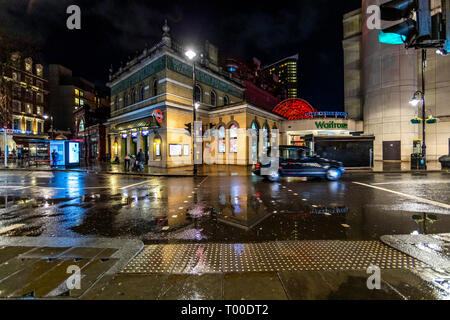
[185,48,199,176]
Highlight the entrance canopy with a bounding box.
[113,117,160,133]
[272,99,318,120]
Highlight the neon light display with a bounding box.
[272,99,318,120]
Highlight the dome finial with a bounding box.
[162,19,171,47]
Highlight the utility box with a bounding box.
[411,153,426,170]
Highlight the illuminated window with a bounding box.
[154,136,162,158]
[36,65,43,77]
[75,89,79,96]
[80,91,84,97]
[75,98,79,105]
[218,126,225,153]
[229,124,238,153]
[80,99,84,106]
[25,58,32,72]
[79,119,85,132]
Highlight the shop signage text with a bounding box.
[315,121,348,129]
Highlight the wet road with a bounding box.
[0,171,449,244]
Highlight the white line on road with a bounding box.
[119,180,154,190]
[353,182,450,210]
[0,224,25,234]
[372,180,450,186]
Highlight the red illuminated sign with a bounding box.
[272,99,318,120]
[153,109,163,123]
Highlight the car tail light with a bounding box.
[256,163,261,169]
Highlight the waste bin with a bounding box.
[411,153,426,170]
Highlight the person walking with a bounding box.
[136,149,145,172]
[51,149,59,168]
[124,153,131,171]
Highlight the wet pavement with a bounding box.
[0,170,449,299]
[0,171,449,243]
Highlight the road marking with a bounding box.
[119,180,153,190]
[0,186,32,191]
[372,180,450,186]
[353,182,450,210]
[0,224,25,234]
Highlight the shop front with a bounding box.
[280,116,374,167]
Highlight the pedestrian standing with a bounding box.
[51,149,59,168]
[137,149,145,172]
[124,153,131,171]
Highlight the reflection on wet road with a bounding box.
[0,171,449,243]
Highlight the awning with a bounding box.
[113,117,160,133]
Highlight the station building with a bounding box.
[106,21,283,168]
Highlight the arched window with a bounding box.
[153,79,158,96]
[229,124,238,153]
[153,135,162,159]
[251,120,260,157]
[140,86,145,101]
[194,85,202,103]
[218,126,226,153]
[223,95,229,106]
[79,119,85,133]
[124,92,128,106]
[262,123,270,149]
[210,91,217,107]
[131,88,136,104]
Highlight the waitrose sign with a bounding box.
[315,121,348,129]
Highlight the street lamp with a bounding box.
[409,90,426,165]
[409,91,423,107]
[185,48,198,176]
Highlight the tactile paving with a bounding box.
[121,240,427,274]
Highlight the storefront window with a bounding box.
[229,124,238,153]
[218,126,225,153]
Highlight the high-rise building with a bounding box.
[262,54,299,100]
[47,64,108,133]
[343,0,450,162]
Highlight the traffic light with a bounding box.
[379,0,432,46]
[184,123,192,135]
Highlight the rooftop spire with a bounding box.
[162,19,171,47]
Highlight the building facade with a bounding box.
[262,54,299,100]
[343,0,450,162]
[106,22,283,168]
[0,52,48,157]
[48,64,104,132]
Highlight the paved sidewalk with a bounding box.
[0,237,143,299]
[0,237,444,299]
[86,240,440,300]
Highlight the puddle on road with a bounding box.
[1,188,450,244]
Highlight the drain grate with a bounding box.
[121,240,427,274]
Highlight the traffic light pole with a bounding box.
[421,49,427,169]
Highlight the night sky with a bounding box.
[1,0,361,111]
